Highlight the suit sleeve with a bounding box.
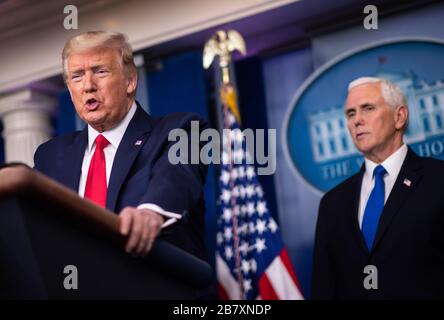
[312,196,336,299]
[139,115,209,217]
[33,143,45,171]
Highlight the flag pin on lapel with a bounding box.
[403,178,412,187]
[134,140,143,146]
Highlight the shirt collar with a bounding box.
[364,144,408,179]
[87,101,137,152]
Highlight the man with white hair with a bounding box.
[34,31,209,262]
[312,77,444,299]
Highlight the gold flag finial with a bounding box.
[203,29,246,84]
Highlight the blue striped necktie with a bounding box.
[362,165,387,251]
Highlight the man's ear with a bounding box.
[395,105,409,130]
[126,71,138,96]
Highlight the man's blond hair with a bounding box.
[62,31,137,97]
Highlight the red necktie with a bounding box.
[84,134,110,207]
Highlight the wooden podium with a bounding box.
[0,164,213,299]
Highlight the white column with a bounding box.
[0,89,57,167]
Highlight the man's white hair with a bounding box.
[348,77,408,110]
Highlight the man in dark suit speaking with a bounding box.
[34,31,208,261]
[312,77,444,299]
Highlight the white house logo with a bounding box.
[283,39,444,194]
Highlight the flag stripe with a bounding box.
[258,274,280,300]
[279,249,302,290]
[264,253,304,300]
[218,283,229,300]
[216,253,241,300]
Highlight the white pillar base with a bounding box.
[0,89,57,167]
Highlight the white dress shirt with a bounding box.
[358,144,408,229]
[79,101,181,227]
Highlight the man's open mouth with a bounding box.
[85,98,99,111]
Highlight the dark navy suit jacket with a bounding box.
[312,148,444,299]
[34,104,209,261]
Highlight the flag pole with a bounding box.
[203,29,247,298]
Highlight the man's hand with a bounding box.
[119,207,164,256]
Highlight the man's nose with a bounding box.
[354,112,364,127]
[83,72,97,92]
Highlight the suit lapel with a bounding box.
[106,105,153,211]
[61,128,88,192]
[371,148,423,252]
[350,166,370,255]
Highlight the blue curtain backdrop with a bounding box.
[235,57,279,223]
[146,51,218,268]
[56,90,79,136]
[262,47,316,298]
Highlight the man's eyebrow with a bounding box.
[359,102,375,108]
[70,67,84,74]
[345,102,376,114]
[93,63,114,71]
[345,106,355,114]
[91,64,106,69]
[70,64,108,73]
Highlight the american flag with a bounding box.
[216,85,304,300]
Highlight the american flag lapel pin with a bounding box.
[134,140,143,146]
[403,178,412,187]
